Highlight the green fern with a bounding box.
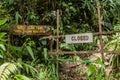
[0,63,18,80]
[21,62,38,76]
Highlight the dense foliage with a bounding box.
[0,0,120,80]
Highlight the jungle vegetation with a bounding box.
[0,0,120,80]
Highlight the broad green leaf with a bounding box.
[21,62,38,76]
[45,27,50,32]
[0,49,4,59]
[0,32,6,39]
[60,43,75,51]
[41,40,47,45]
[86,64,96,76]
[8,0,14,4]
[43,48,48,61]
[26,46,35,60]
[0,19,7,26]
[0,44,6,51]
[15,11,19,24]
[96,57,102,64]
[14,74,31,80]
[15,11,22,24]
[0,54,3,58]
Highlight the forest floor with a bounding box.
[59,53,112,80]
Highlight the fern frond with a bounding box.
[21,62,38,76]
[0,62,18,80]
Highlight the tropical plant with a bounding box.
[104,23,120,79]
[0,62,18,80]
[0,0,120,79]
[85,57,107,80]
[0,62,40,80]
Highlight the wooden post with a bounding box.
[97,1,105,62]
[56,10,60,55]
[49,35,53,52]
[50,39,53,52]
[7,34,10,53]
[56,9,60,79]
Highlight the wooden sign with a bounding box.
[13,25,51,35]
[65,33,93,43]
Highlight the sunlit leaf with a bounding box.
[41,40,47,45]
[14,74,31,80]
[96,57,102,64]
[45,27,50,32]
[43,48,48,61]
[0,63,18,80]
[15,11,21,24]
[86,64,96,76]
[0,32,6,39]
[26,46,35,60]
[0,54,3,58]
[0,44,6,51]
[0,19,7,26]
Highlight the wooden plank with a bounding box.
[65,33,93,43]
[12,25,51,35]
[42,30,120,39]
[48,50,120,55]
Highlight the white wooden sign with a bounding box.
[65,33,93,43]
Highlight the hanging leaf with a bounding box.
[0,19,7,26]
[14,74,32,80]
[26,46,35,60]
[45,27,50,32]
[21,62,38,76]
[15,11,21,24]
[43,48,48,61]
[0,44,6,51]
[0,49,3,58]
[41,40,47,45]
[0,54,3,59]
[0,32,6,38]
[86,64,96,76]
[8,0,14,4]
[0,32,7,43]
